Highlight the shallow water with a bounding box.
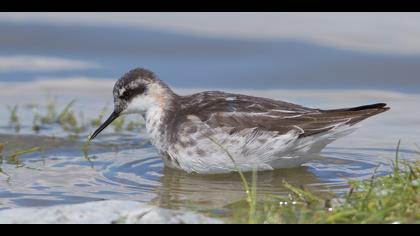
[0,132,396,211]
[0,20,420,216]
[0,85,418,215]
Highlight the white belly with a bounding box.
[161,124,359,174]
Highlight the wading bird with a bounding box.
[90,68,389,174]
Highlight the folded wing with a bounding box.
[180,92,390,138]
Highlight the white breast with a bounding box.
[145,106,168,152]
[164,117,359,174]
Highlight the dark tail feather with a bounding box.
[323,103,390,126]
[298,103,390,138]
[345,103,389,112]
[325,103,390,113]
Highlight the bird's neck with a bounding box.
[142,84,179,151]
[129,81,177,117]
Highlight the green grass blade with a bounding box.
[56,99,77,122]
[9,147,42,158]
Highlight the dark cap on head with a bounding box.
[112,68,158,105]
[114,68,156,96]
[116,68,157,88]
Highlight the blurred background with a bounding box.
[0,12,420,92]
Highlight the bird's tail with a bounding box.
[322,103,390,126]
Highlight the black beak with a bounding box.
[90,111,120,141]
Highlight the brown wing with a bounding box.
[179,92,390,138]
[179,91,315,113]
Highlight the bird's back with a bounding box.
[177,91,389,138]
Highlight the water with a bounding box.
[0,132,409,211]
[2,22,420,92]
[0,84,419,213]
[0,21,419,215]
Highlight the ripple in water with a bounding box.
[0,132,417,213]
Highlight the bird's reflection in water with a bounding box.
[151,165,327,211]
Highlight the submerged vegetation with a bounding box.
[7,105,20,133]
[34,98,86,134]
[7,146,42,167]
[3,98,145,137]
[2,98,145,170]
[0,143,41,180]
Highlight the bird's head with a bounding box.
[90,68,174,141]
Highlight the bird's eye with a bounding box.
[119,86,146,101]
[120,90,131,100]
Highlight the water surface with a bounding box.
[0,85,418,214]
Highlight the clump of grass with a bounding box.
[7,105,20,133]
[0,143,4,153]
[37,99,85,134]
[37,98,85,133]
[40,96,58,124]
[56,99,77,123]
[32,108,42,133]
[59,112,85,134]
[7,105,19,124]
[7,98,146,137]
[57,100,85,134]
[230,141,420,224]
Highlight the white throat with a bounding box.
[125,95,162,116]
[122,82,174,150]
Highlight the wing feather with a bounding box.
[178,91,389,138]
